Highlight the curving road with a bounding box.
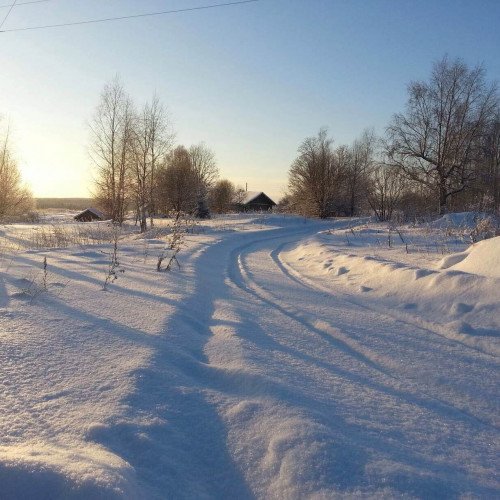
[100,220,499,498]
[199,221,499,498]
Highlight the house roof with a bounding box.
[74,207,106,220]
[239,191,276,205]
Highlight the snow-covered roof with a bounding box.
[240,191,263,204]
[238,191,276,205]
[74,207,106,220]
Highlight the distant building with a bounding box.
[74,208,107,222]
[234,191,277,212]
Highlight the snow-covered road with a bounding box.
[1,217,499,498]
[204,224,498,498]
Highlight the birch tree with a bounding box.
[89,78,134,224]
[0,121,33,219]
[132,95,173,232]
[189,143,218,217]
[345,129,376,216]
[288,128,343,218]
[156,146,198,214]
[209,179,235,213]
[386,56,497,214]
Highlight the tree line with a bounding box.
[0,119,33,220]
[286,56,500,219]
[89,78,241,230]
[2,56,498,223]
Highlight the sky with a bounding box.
[1,0,499,202]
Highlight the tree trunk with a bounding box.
[439,178,448,215]
[349,190,355,217]
[493,158,499,214]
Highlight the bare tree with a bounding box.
[147,96,173,227]
[89,77,134,224]
[209,179,235,213]
[345,129,376,216]
[156,146,198,214]
[288,128,343,218]
[367,165,405,221]
[0,121,33,219]
[132,95,173,232]
[482,111,500,213]
[189,143,219,189]
[386,56,498,215]
[188,143,218,218]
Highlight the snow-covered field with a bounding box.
[0,213,498,498]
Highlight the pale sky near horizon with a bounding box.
[1,0,499,202]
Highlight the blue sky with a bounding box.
[1,0,499,200]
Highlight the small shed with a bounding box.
[74,208,106,222]
[234,191,277,212]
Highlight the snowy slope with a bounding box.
[282,229,500,355]
[441,236,500,278]
[0,215,499,498]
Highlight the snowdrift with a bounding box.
[439,236,500,278]
[0,442,139,500]
[429,211,484,229]
[283,235,500,355]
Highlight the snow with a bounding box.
[428,211,488,229]
[0,442,139,499]
[0,213,499,498]
[238,191,263,205]
[443,236,500,278]
[283,226,500,355]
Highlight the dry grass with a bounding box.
[21,223,117,249]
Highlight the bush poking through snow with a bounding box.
[142,239,150,263]
[102,226,124,290]
[156,211,194,272]
[17,256,68,303]
[41,256,48,292]
[470,216,499,243]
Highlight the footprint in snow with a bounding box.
[448,320,475,335]
[402,303,417,310]
[10,291,30,300]
[451,302,474,315]
[50,282,66,288]
[414,269,435,280]
[334,266,349,276]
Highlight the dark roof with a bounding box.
[74,207,106,220]
[238,191,276,206]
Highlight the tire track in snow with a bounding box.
[227,232,498,432]
[218,226,499,496]
[273,240,499,429]
[276,239,500,359]
[228,233,402,380]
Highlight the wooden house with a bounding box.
[74,208,107,222]
[234,191,277,212]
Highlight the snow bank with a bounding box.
[440,236,500,278]
[283,232,500,355]
[0,442,139,499]
[429,211,485,229]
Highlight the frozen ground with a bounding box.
[0,214,498,499]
